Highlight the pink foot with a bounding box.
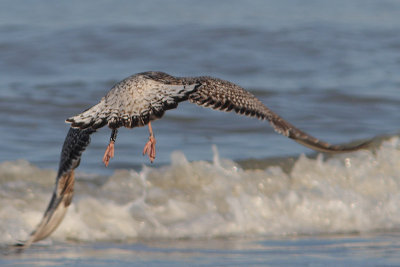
[142,136,156,163]
[102,141,115,167]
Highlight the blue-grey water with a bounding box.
[1,0,400,266]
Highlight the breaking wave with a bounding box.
[2,136,400,244]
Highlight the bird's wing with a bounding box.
[18,127,96,248]
[188,76,368,152]
[66,72,367,153]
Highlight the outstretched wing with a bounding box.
[16,72,368,249]
[188,76,368,152]
[18,127,96,248]
[66,71,367,153]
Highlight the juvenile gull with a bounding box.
[67,71,367,166]
[19,71,368,248]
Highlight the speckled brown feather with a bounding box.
[18,128,95,249]
[66,72,200,129]
[19,71,369,249]
[66,71,368,153]
[186,76,369,152]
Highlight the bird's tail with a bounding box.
[66,101,108,129]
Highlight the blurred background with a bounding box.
[1,0,400,174]
[2,1,400,265]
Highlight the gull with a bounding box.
[18,71,368,248]
[66,71,367,166]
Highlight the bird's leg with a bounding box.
[103,129,118,167]
[143,122,156,163]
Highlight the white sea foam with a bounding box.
[1,137,400,244]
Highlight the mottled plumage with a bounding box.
[67,71,367,152]
[18,128,95,248]
[66,72,199,129]
[19,71,368,249]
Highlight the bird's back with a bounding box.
[66,72,199,129]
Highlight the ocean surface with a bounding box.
[1,0,400,266]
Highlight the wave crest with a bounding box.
[2,137,400,244]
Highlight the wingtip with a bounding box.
[349,140,371,150]
[294,138,371,154]
[333,139,372,153]
[12,239,33,251]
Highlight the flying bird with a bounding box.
[18,71,368,248]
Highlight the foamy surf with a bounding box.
[1,136,400,245]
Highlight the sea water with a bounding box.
[1,0,400,266]
[2,140,400,266]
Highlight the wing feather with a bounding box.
[16,71,368,249]
[17,127,95,248]
[188,76,369,152]
[67,72,368,153]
